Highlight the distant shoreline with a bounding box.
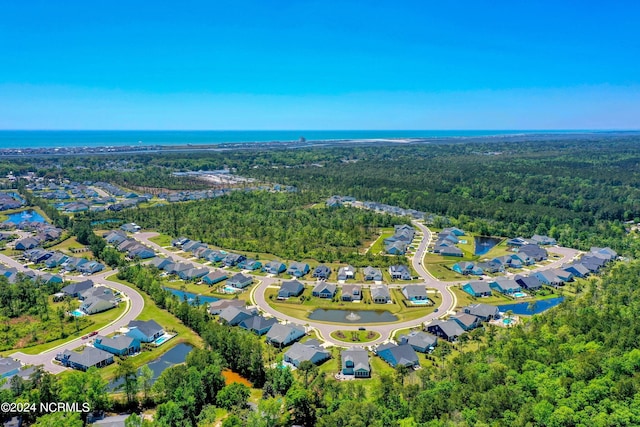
[0,130,637,156]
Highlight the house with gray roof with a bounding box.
[451,313,481,331]
[79,286,113,301]
[518,244,548,261]
[80,295,116,315]
[376,343,419,368]
[312,265,331,280]
[371,285,391,303]
[590,247,617,261]
[61,280,93,298]
[149,256,173,270]
[437,245,463,257]
[463,303,499,321]
[57,347,114,371]
[312,282,336,298]
[489,278,521,295]
[341,284,362,301]
[0,357,21,378]
[219,306,257,326]
[266,323,306,348]
[462,281,492,297]
[363,266,383,281]
[426,319,465,342]
[287,261,310,278]
[284,341,331,367]
[178,267,210,281]
[398,331,437,353]
[563,263,590,278]
[94,335,140,356]
[203,270,228,285]
[534,270,564,287]
[389,265,412,280]
[402,285,428,302]
[341,347,370,377]
[227,273,253,288]
[278,280,305,299]
[264,261,286,275]
[238,315,278,336]
[208,299,246,315]
[337,265,356,281]
[126,320,164,343]
[531,234,556,245]
[514,274,543,291]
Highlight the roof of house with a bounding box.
[492,278,520,291]
[341,347,370,371]
[400,331,437,349]
[267,323,305,343]
[228,273,252,284]
[370,285,391,300]
[208,299,246,313]
[280,280,304,294]
[428,319,465,338]
[519,244,548,258]
[95,335,137,351]
[451,313,479,327]
[402,285,427,299]
[219,306,255,323]
[312,282,336,295]
[62,280,93,295]
[389,265,411,274]
[464,303,499,318]
[363,266,382,276]
[514,275,542,288]
[204,270,228,282]
[378,343,419,366]
[465,281,492,294]
[337,265,356,275]
[342,284,361,298]
[62,346,112,368]
[285,341,329,364]
[239,315,278,332]
[288,261,309,270]
[127,319,163,337]
[0,357,21,376]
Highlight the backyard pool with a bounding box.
[223,285,241,293]
[503,318,513,325]
[164,287,218,305]
[498,297,565,315]
[308,309,398,323]
[154,334,174,346]
[70,309,85,317]
[4,210,48,224]
[513,292,527,298]
[474,236,502,255]
[410,300,431,305]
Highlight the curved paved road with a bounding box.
[0,253,145,373]
[134,227,580,347]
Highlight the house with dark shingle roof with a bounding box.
[398,331,437,353]
[312,282,337,298]
[534,270,564,287]
[238,315,278,336]
[451,313,481,331]
[371,285,391,303]
[402,285,428,302]
[376,343,419,368]
[227,273,253,288]
[126,320,164,343]
[426,319,465,342]
[337,265,356,281]
[363,266,382,281]
[341,347,370,377]
[287,262,310,278]
[284,341,330,367]
[94,335,140,356]
[208,299,246,315]
[264,261,287,275]
[462,281,492,297]
[179,267,210,281]
[219,306,257,326]
[463,303,499,321]
[518,244,548,261]
[489,278,522,295]
[57,347,114,371]
[312,265,331,280]
[203,270,228,285]
[514,274,542,291]
[61,280,93,298]
[341,284,362,301]
[149,257,173,270]
[389,265,412,280]
[278,280,305,299]
[563,263,590,278]
[266,323,306,348]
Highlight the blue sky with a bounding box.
[1,0,638,129]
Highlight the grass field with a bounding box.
[330,330,381,343]
[449,286,512,311]
[149,233,173,247]
[367,228,394,255]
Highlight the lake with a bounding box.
[109,342,193,391]
[474,236,502,255]
[308,309,398,323]
[3,210,48,224]
[498,297,565,315]
[164,287,219,305]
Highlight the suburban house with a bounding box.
[506,236,531,247]
[389,265,412,280]
[61,280,93,298]
[80,295,116,315]
[451,313,481,331]
[385,241,408,255]
[442,227,465,236]
[312,282,337,298]
[181,240,202,252]
[79,286,113,301]
[203,270,228,285]
[489,278,522,295]
[227,273,253,288]
[463,303,500,321]
[531,234,557,245]
[337,265,356,281]
[402,285,429,302]
[590,247,617,261]
[149,257,173,270]
[77,261,105,275]
[518,244,548,261]
[120,223,141,233]
[39,273,63,285]
[57,347,114,371]
[219,306,257,326]
[438,246,463,257]
[208,299,246,315]
[266,323,306,348]
[223,253,246,267]
[514,274,543,291]
[363,266,383,281]
[14,237,39,251]
[105,230,128,245]
[579,255,607,272]
[452,262,483,276]
[126,320,165,343]
[462,281,493,297]
[165,262,192,276]
[264,261,287,275]
[476,260,504,274]
[371,285,391,304]
[341,347,371,378]
[341,284,362,301]
[179,267,209,281]
[0,358,21,378]
[376,343,419,368]
[238,315,279,336]
[207,250,228,263]
[45,252,68,268]
[398,331,438,353]
[563,263,590,278]
[24,249,52,263]
[534,270,564,287]
[128,246,155,259]
[278,280,305,299]
[238,258,262,271]
[63,257,88,272]
[94,335,141,356]
[552,268,574,282]
[287,262,310,278]
[312,265,331,280]
[426,319,465,342]
[284,340,331,367]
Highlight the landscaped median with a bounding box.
[330,329,381,343]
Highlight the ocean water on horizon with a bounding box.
[0,130,585,150]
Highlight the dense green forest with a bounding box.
[89,191,409,264]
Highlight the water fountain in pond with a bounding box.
[346,312,361,321]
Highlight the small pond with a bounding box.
[308,309,398,323]
[498,297,565,315]
[164,287,219,305]
[109,342,193,391]
[474,236,502,255]
[3,210,48,224]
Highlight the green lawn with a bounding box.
[450,286,512,311]
[330,330,381,343]
[367,228,394,255]
[149,233,173,247]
